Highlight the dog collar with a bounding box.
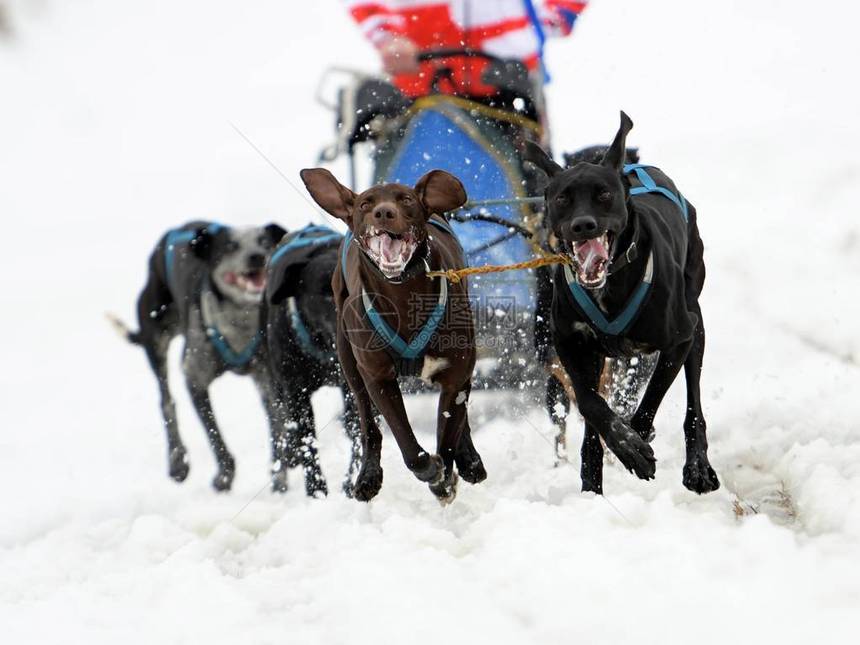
[607,209,642,276]
[564,250,654,336]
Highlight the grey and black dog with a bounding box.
[109,220,288,492]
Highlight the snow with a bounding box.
[1,0,859,642]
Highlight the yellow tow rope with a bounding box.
[426,253,571,284]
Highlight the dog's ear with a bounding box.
[414,170,467,217]
[602,111,634,172]
[626,147,640,164]
[189,224,222,261]
[263,222,288,246]
[523,141,563,177]
[267,261,302,305]
[267,253,332,305]
[300,168,355,225]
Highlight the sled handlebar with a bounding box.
[417,48,507,65]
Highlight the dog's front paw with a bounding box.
[455,454,487,484]
[303,467,329,499]
[682,454,720,494]
[603,419,656,480]
[271,467,288,494]
[411,453,444,484]
[212,456,235,492]
[429,469,458,505]
[168,447,190,483]
[352,466,383,502]
[455,443,487,484]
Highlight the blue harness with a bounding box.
[269,224,343,267]
[270,224,343,363]
[341,217,456,375]
[204,321,263,368]
[624,164,689,221]
[164,222,263,368]
[563,165,687,336]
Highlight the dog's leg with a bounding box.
[254,375,290,493]
[556,341,655,489]
[184,378,235,492]
[337,327,384,501]
[136,274,188,483]
[141,334,188,483]
[455,417,487,485]
[563,350,605,493]
[340,385,363,497]
[431,383,473,503]
[629,339,692,446]
[363,375,442,485]
[680,312,719,493]
[546,365,572,466]
[283,386,328,498]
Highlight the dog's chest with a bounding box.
[188,291,262,371]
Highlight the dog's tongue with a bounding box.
[380,234,404,263]
[575,238,609,277]
[245,271,265,289]
[223,271,238,285]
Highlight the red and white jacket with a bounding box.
[344,0,587,98]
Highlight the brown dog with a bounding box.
[300,168,487,503]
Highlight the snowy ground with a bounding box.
[1,1,859,643]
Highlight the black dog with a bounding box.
[535,144,655,465]
[525,112,719,494]
[264,224,362,497]
[110,221,287,491]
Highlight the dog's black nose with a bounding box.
[373,205,396,221]
[247,253,266,269]
[570,216,598,236]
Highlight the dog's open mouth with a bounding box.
[223,269,266,294]
[360,227,418,279]
[568,232,613,289]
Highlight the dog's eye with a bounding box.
[360,201,372,212]
[400,195,414,205]
[556,194,570,206]
[225,241,239,253]
[597,191,612,204]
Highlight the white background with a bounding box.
[1,1,858,643]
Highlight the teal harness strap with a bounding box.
[341,217,457,370]
[360,271,448,360]
[623,164,689,221]
[206,326,263,368]
[267,224,343,364]
[165,230,195,289]
[564,167,685,336]
[270,225,343,267]
[288,298,336,363]
[564,251,654,336]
